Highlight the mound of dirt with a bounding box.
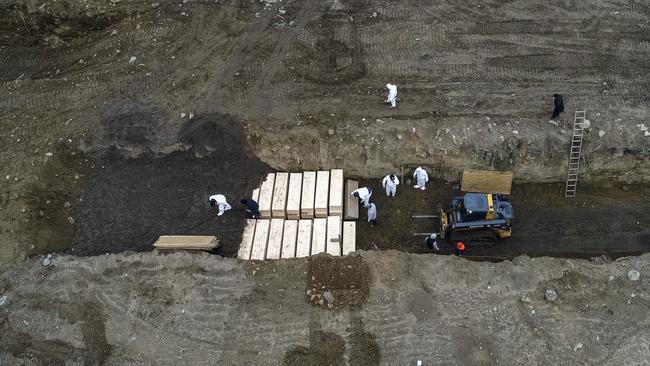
[306,255,371,309]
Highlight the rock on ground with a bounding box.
[545,289,558,302]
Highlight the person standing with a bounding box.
[240,198,260,219]
[366,203,377,226]
[551,94,564,120]
[455,241,465,257]
[413,166,429,190]
[382,174,400,197]
[351,186,373,206]
[385,83,398,108]
[209,194,232,216]
[424,233,440,252]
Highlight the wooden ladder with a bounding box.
[565,110,586,198]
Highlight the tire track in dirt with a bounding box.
[198,5,280,109]
[247,0,325,114]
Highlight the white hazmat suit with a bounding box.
[382,174,400,197]
[351,187,373,206]
[413,167,429,190]
[366,203,377,224]
[385,83,397,108]
[209,194,232,216]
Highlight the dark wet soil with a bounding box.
[355,177,650,260]
[69,114,271,256]
[306,255,371,309]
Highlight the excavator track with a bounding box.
[450,229,498,246]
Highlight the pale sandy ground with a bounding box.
[1,251,648,365]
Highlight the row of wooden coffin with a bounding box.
[238,217,356,260]
[253,170,354,219]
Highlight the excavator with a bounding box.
[437,170,514,246]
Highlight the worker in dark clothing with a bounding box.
[455,241,465,257]
[240,198,260,219]
[424,233,440,252]
[551,94,564,119]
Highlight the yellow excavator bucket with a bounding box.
[461,170,513,195]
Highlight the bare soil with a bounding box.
[306,254,371,309]
[356,177,650,259]
[1,0,650,265]
[69,114,271,256]
[1,251,648,365]
[1,0,650,364]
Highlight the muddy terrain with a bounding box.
[355,177,650,260]
[1,0,650,364]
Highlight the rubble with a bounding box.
[41,254,53,266]
[544,289,558,302]
[323,291,335,303]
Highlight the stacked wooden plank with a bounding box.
[311,218,328,255]
[250,219,270,260]
[300,172,316,219]
[329,169,344,216]
[258,173,275,219]
[239,217,356,260]
[286,173,302,220]
[326,215,342,256]
[251,188,260,203]
[266,219,284,259]
[238,169,358,261]
[281,220,298,258]
[342,221,356,255]
[296,220,312,257]
[271,173,289,218]
[345,179,359,220]
[154,236,220,251]
[237,220,256,259]
[314,171,330,218]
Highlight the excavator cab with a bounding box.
[452,193,513,223]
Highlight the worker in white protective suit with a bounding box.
[351,186,373,206]
[209,194,232,216]
[385,83,398,108]
[365,203,377,226]
[413,166,429,190]
[382,174,400,197]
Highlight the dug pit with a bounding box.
[61,114,271,256]
[354,177,650,260]
[306,255,371,309]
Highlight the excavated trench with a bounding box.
[27,114,272,257]
[32,122,650,261]
[353,177,650,261]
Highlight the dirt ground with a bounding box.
[1,0,650,264]
[1,0,650,364]
[355,177,650,260]
[69,114,271,256]
[1,251,649,365]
